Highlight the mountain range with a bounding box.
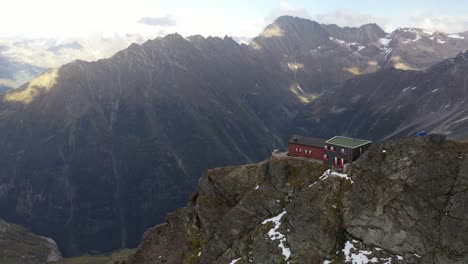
[0,34,146,90]
[1,16,468,257]
[295,51,468,140]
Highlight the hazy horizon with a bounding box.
[2,0,468,43]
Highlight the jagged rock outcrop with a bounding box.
[321,23,386,44]
[343,135,468,263]
[127,136,468,264]
[0,218,62,264]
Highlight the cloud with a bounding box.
[314,9,468,34]
[264,0,312,24]
[232,35,252,44]
[410,15,468,33]
[315,9,389,29]
[137,15,176,27]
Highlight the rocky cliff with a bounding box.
[0,218,62,264]
[127,135,468,264]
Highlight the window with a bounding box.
[341,149,345,154]
[295,148,299,152]
[324,145,328,151]
[323,154,328,160]
[331,146,335,152]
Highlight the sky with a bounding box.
[1,0,468,42]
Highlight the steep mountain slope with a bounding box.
[295,51,468,140]
[0,33,299,256]
[0,218,62,264]
[126,135,468,264]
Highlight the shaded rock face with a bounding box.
[0,34,298,256]
[343,135,468,263]
[127,136,468,264]
[0,218,63,264]
[321,23,386,44]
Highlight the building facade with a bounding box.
[323,136,372,169]
[288,135,326,160]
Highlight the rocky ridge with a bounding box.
[127,135,468,264]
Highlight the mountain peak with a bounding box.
[162,33,185,41]
[273,15,315,24]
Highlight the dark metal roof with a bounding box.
[288,135,326,148]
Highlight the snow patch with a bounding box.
[319,169,353,183]
[423,30,434,35]
[379,38,392,46]
[448,34,465,39]
[296,85,305,93]
[383,47,393,60]
[255,185,259,190]
[262,210,291,262]
[343,241,374,263]
[358,45,365,52]
[400,86,417,92]
[342,240,405,264]
[329,37,346,45]
[452,116,468,124]
[437,38,446,44]
[432,89,438,93]
[229,258,241,264]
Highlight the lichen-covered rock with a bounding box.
[343,135,468,263]
[0,218,63,264]
[127,136,468,264]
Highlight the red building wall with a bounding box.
[288,143,325,161]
